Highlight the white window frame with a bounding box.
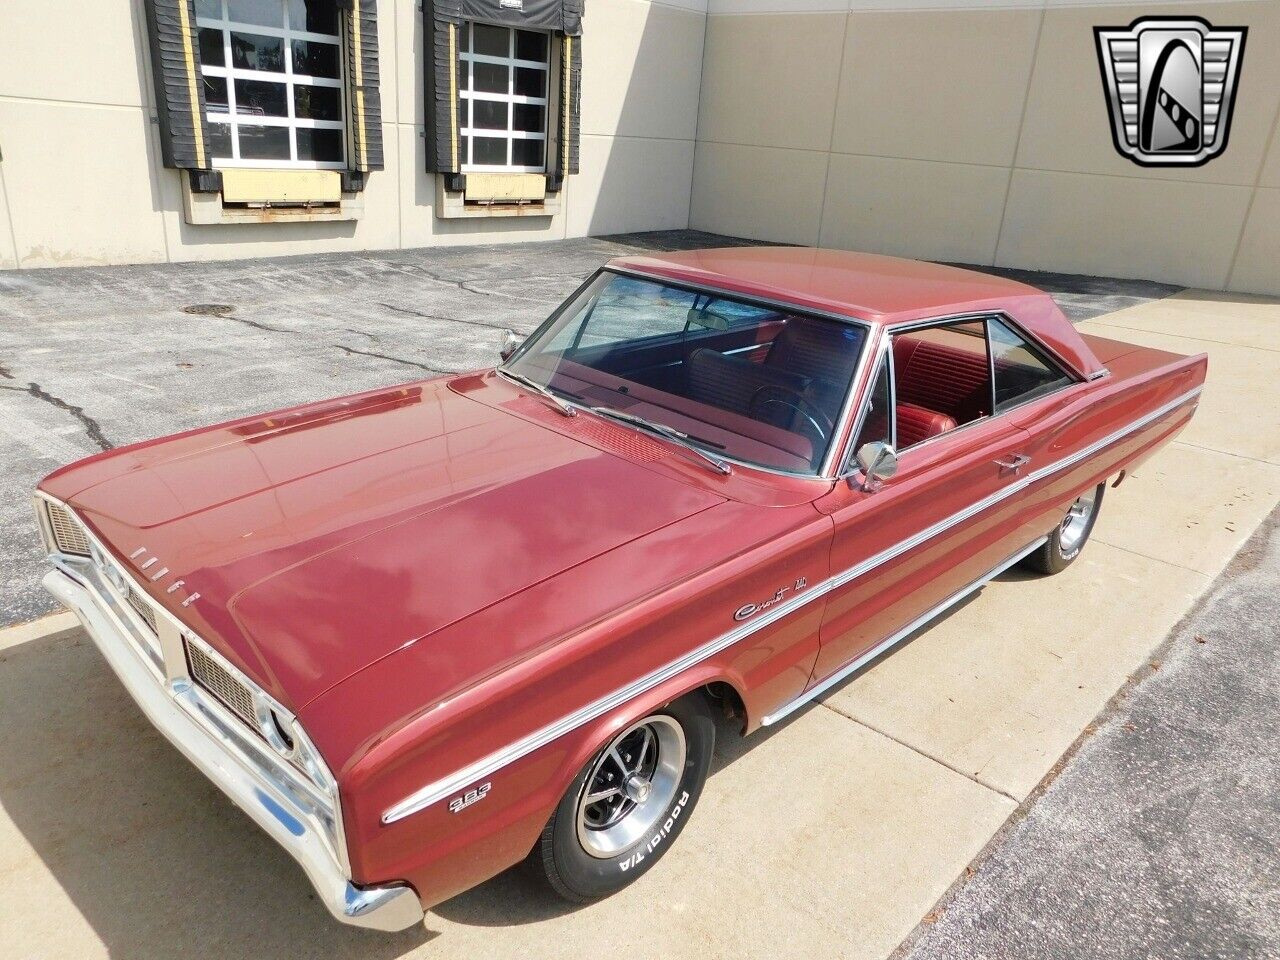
[459,22,550,174]
[196,0,348,170]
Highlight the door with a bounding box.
[810,318,1040,685]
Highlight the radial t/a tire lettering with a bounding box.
[530,692,715,902]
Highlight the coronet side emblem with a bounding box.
[734,578,807,622]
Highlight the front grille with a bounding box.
[47,502,90,556]
[126,588,159,635]
[186,640,257,729]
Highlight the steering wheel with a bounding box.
[748,384,833,445]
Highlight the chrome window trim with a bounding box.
[886,309,1088,387]
[839,309,1087,462]
[841,332,893,472]
[382,384,1202,824]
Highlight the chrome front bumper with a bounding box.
[43,565,424,932]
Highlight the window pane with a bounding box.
[195,0,222,20]
[460,136,469,165]
[203,76,229,111]
[853,356,891,452]
[234,78,288,116]
[288,0,339,35]
[207,121,233,159]
[988,317,1072,412]
[892,320,991,426]
[515,30,548,63]
[513,103,544,132]
[294,84,342,120]
[512,137,543,168]
[231,32,284,71]
[473,62,508,94]
[237,124,291,159]
[472,136,506,166]
[228,0,282,28]
[473,24,508,57]
[457,58,468,94]
[199,28,225,66]
[506,272,866,474]
[296,127,344,162]
[472,99,507,131]
[292,39,341,78]
[515,67,545,98]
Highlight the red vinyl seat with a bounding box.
[893,336,991,423]
[895,402,957,448]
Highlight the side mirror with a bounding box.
[852,441,898,490]
[499,328,523,362]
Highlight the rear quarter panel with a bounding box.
[1005,340,1207,544]
[301,498,834,907]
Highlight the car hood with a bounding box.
[51,375,722,708]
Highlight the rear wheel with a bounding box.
[530,692,714,902]
[1022,482,1105,575]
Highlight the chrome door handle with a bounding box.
[995,453,1031,472]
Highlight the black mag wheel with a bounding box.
[530,692,714,902]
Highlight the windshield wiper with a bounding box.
[587,406,732,476]
[497,369,577,418]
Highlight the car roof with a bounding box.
[606,246,1045,325]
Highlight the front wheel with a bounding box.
[1022,482,1105,575]
[530,692,714,903]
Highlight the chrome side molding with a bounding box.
[760,535,1047,726]
[382,385,1202,823]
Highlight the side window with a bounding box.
[852,353,892,453]
[987,317,1074,412]
[891,320,991,449]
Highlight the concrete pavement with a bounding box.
[903,506,1280,960]
[0,238,1276,959]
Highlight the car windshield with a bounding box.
[503,270,868,474]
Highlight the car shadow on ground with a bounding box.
[1,577,1008,950]
[0,628,433,958]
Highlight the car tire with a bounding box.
[530,692,715,903]
[1022,482,1106,575]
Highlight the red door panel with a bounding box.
[812,416,1035,683]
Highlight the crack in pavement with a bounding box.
[332,344,449,374]
[196,307,466,375]
[217,314,295,334]
[0,372,115,452]
[377,301,512,333]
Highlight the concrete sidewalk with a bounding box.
[903,506,1280,960]
[0,238,1276,960]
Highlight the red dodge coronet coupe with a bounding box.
[36,248,1205,929]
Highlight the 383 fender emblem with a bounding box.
[734,577,807,622]
[448,782,491,813]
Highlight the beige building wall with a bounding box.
[3,0,1278,294]
[0,0,706,269]
[691,0,1280,295]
